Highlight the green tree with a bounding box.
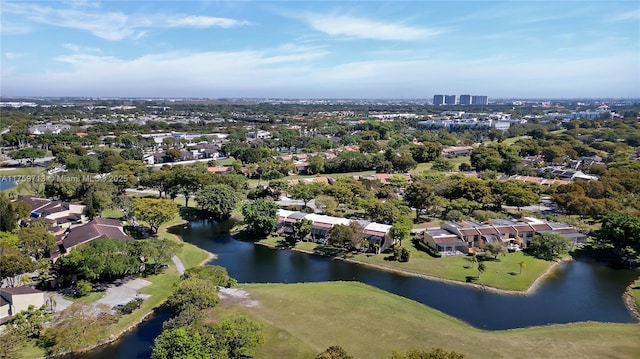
[167,277,219,314]
[288,182,325,208]
[11,148,46,166]
[151,327,206,359]
[215,315,265,358]
[291,218,313,241]
[131,238,182,274]
[405,182,437,220]
[477,262,486,279]
[483,241,507,259]
[328,222,364,250]
[518,261,526,275]
[241,199,279,236]
[163,148,183,163]
[527,233,571,260]
[39,303,118,355]
[173,166,207,207]
[195,184,238,222]
[0,244,36,287]
[596,212,640,262]
[18,226,56,260]
[391,151,418,173]
[56,239,141,281]
[388,347,466,359]
[11,201,31,224]
[431,158,454,172]
[315,195,338,215]
[390,215,413,247]
[184,265,236,288]
[0,193,17,232]
[317,345,353,359]
[308,155,326,174]
[366,200,401,224]
[133,198,178,234]
[6,304,51,339]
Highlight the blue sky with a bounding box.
[1,0,639,98]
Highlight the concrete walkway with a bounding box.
[172,255,185,276]
[97,278,152,308]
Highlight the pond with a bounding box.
[79,221,639,359]
[0,176,17,192]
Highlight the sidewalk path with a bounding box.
[172,255,185,276]
[97,278,152,308]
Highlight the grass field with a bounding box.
[256,236,552,291]
[631,278,640,312]
[351,247,553,291]
[218,282,640,359]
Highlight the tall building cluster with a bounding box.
[432,94,488,105]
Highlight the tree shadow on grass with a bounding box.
[465,276,478,283]
[313,245,352,258]
[274,237,297,249]
[411,238,441,258]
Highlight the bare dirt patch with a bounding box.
[218,287,259,307]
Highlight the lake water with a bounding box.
[0,176,17,191]
[78,221,639,358]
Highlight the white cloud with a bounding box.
[302,14,444,41]
[607,9,640,22]
[2,2,249,41]
[4,52,26,60]
[63,43,101,53]
[3,45,637,98]
[165,15,249,29]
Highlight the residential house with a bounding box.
[276,210,394,252]
[28,124,71,135]
[424,217,585,255]
[0,287,45,324]
[207,166,233,175]
[442,146,474,158]
[51,218,132,259]
[16,196,86,230]
[422,228,468,255]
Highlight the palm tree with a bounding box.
[17,274,32,287]
[46,293,57,312]
[518,261,527,275]
[477,262,486,279]
[469,253,478,268]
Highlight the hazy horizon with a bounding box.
[2,1,639,98]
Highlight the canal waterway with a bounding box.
[78,221,639,358]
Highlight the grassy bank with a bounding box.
[220,282,640,359]
[631,278,640,313]
[255,237,552,291]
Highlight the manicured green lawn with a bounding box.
[254,236,550,291]
[228,282,640,359]
[631,278,640,312]
[100,208,124,219]
[64,291,104,304]
[0,167,39,175]
[106,268,181,335]
[351,246,552,291]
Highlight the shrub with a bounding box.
[75,280,92,298]
[118,298,144,315]
[399,247,411,262]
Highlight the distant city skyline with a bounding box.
[1,1,639,98]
